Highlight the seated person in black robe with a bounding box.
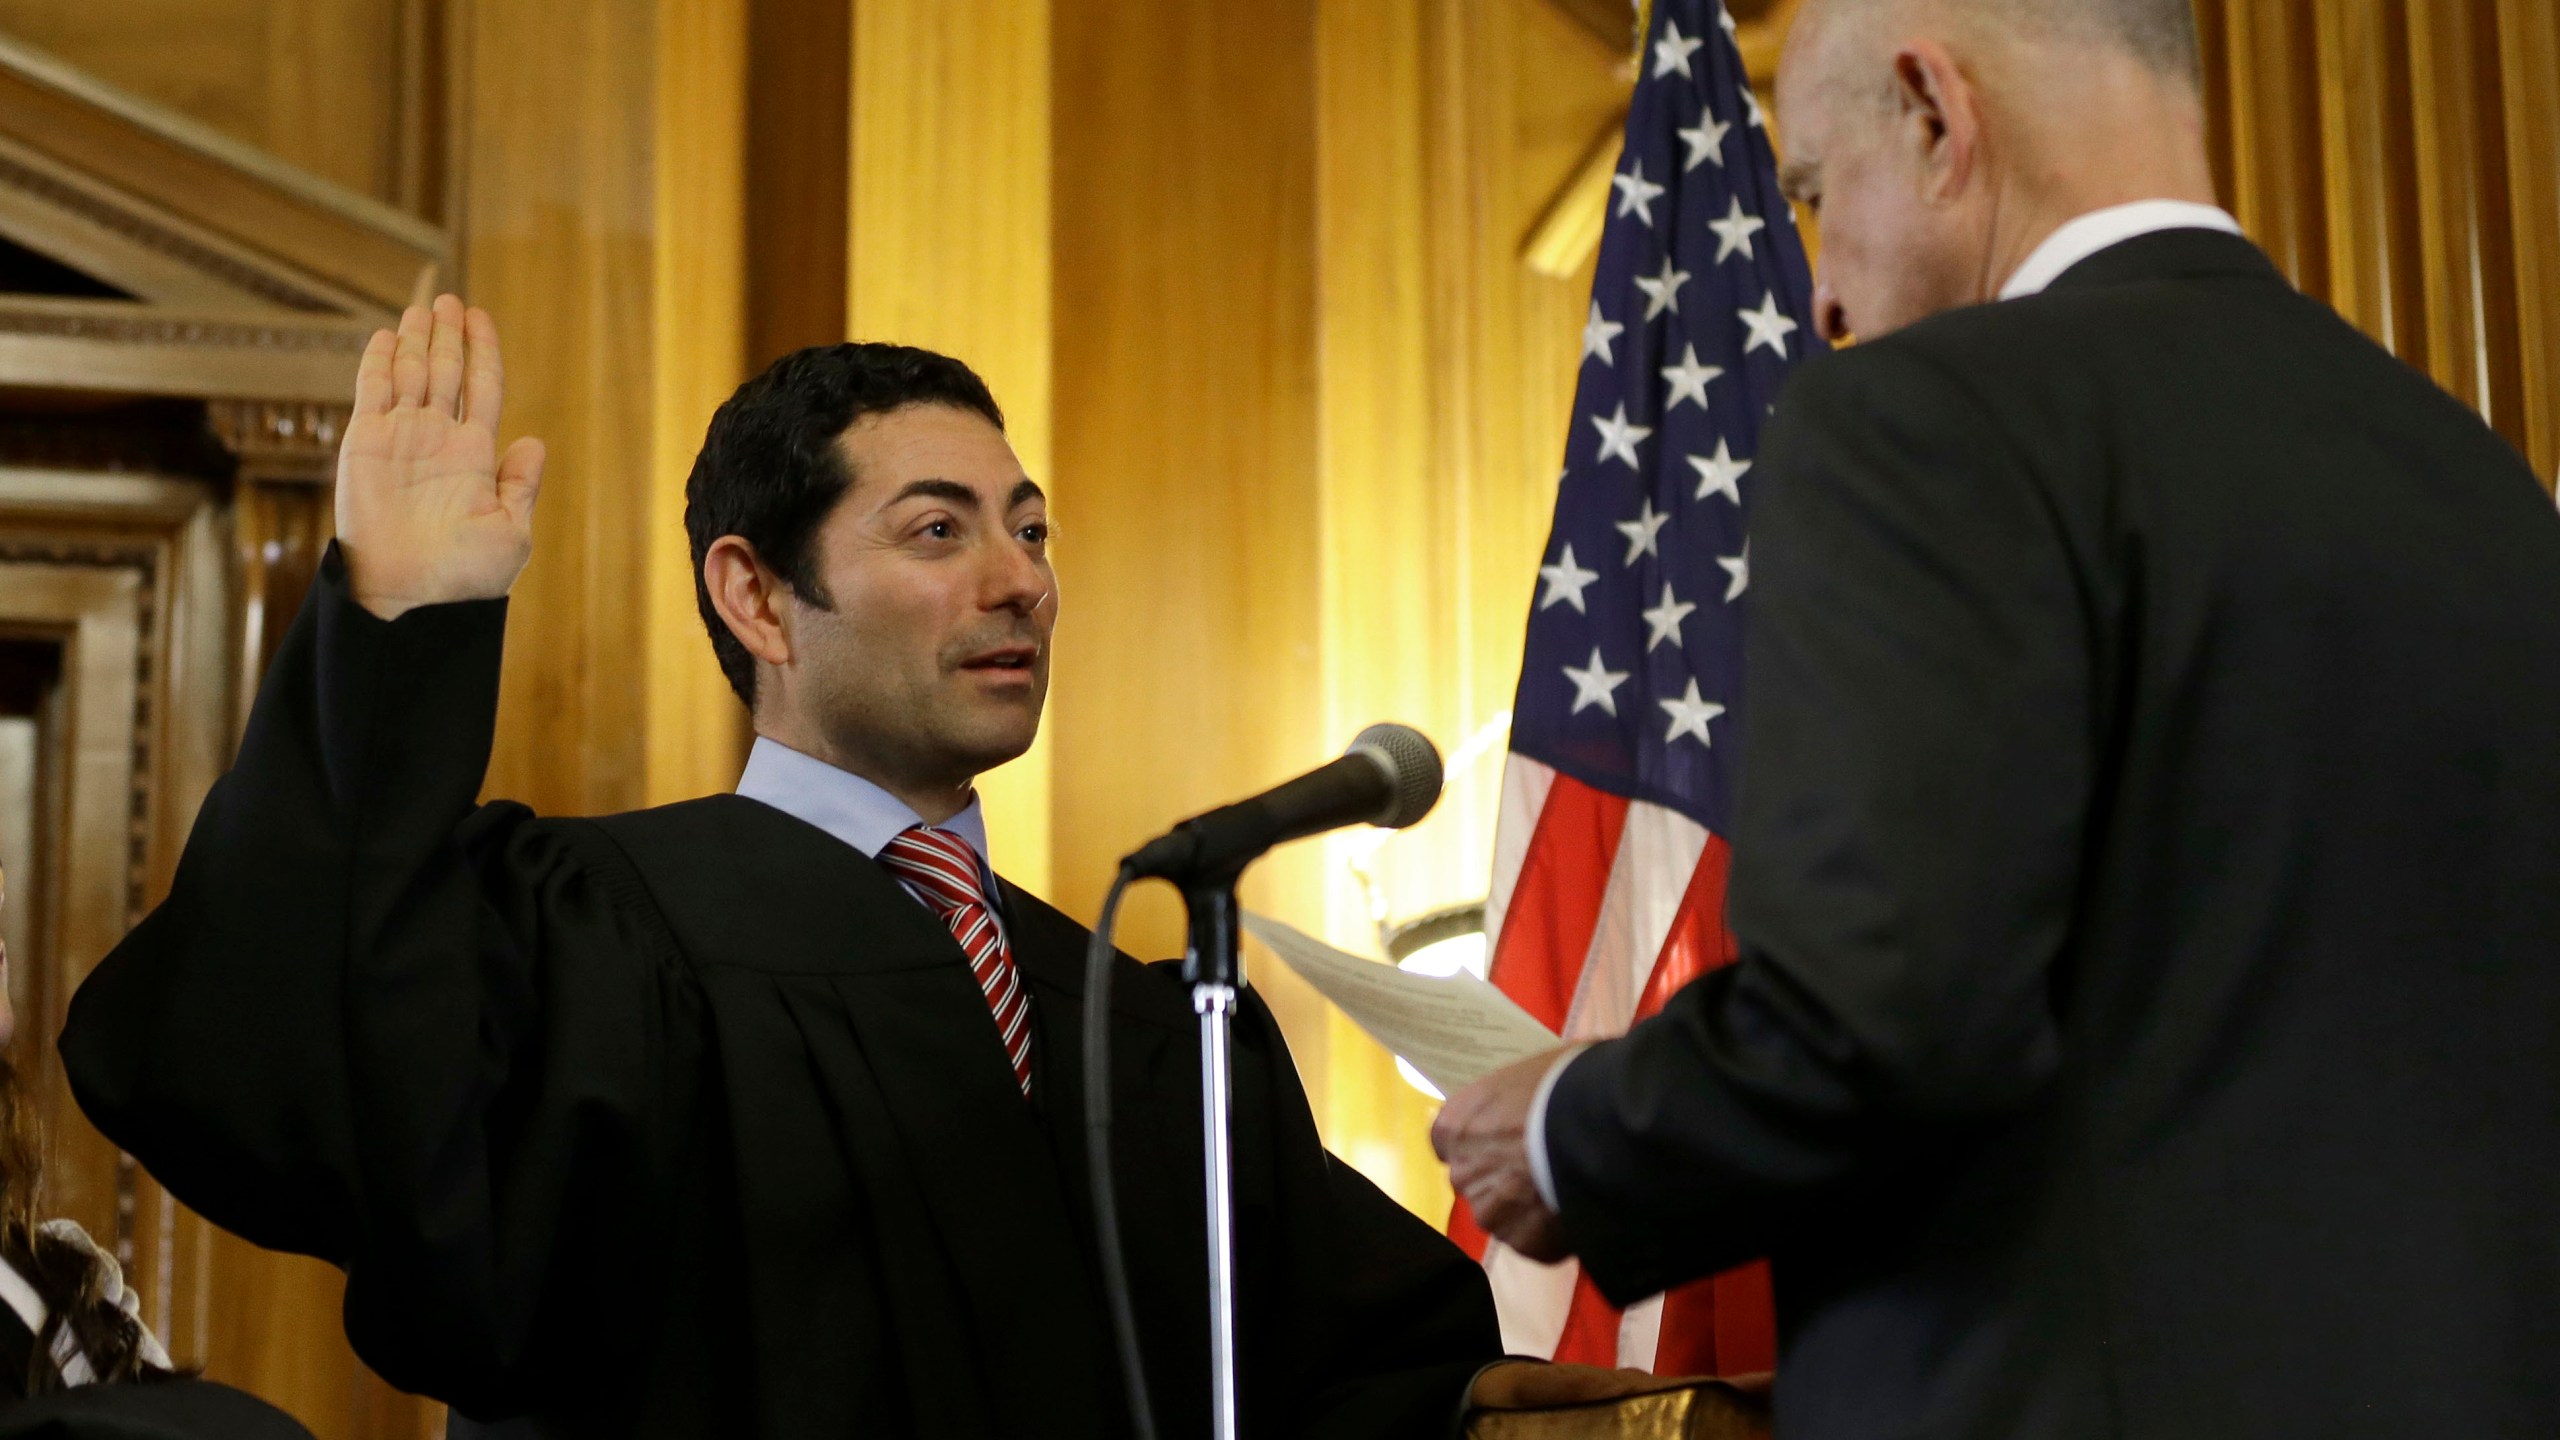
[57,298,1506,1437]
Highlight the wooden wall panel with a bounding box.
[2196,0,2556,494]
[1047,0,1327,1006]
[1301,0,1626,1214]
[2200,0,2328,295]
[462,0,657,817]
[1044,0,1617,1211]
[846,0,1055,896]
[2496,0,2560,489]
[744,0,848,369]
[647,0,752,805]
[2406,0,2526,436]
[0,0,424,210]
[1313,0,1446,1202]
[2312,0,2425,358]
[198,1235,408,1440]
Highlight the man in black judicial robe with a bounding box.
[1435,1,2560,1437]
[60,305,1503,1436]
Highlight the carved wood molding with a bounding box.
[0,305,370,357]
[206,399,346,483]
[0,537,164,1273]
[0,32,445,313]
[0,145,340,314]
[207,400,340,728]
[0,406,228,479]
[0,540,162,921]
[0,300,373,405]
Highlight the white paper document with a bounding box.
[1241,912,1559,1096]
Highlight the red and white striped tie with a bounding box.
[877,825,1033,1096]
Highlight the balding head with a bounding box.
[1805,0,2200,88]
[1776,0,2217,341]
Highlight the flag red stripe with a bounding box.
[1652,1276,1723,1375]
[1553,1269,1624,1365]
[1486,774,1631,1034]
[1711,1263,1777,1374]
[1629,832,1773,1376]
[1633,832,1738,1022]
[1449,1196,1490,1261]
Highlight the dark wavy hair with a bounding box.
[683,342,1006,707]
[0,1052,169,1392]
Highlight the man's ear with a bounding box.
[1892,39,1980,205]
[703,535,793,672]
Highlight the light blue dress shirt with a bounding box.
[732,736,1006,942]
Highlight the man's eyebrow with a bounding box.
[879,478,978,509]
[1779,159,1819,198]
[1008,478,1045,508]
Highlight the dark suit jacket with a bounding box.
[1543,229,2560,1438]
[61,552,1499,1439]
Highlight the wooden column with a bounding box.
[2406,0,2527,439]
[845,0,1055,894]
[2311,0,2426,362]
[1313,0,1447,1204]
[1045,0,1328,1068]
[744,0,848,368]
[2496,0,2560,490]
[459,0,748,818]
[648,0,752,805]
[1303,0,1629,1214]
[207,401,340,737]
[2199,0,2330,296]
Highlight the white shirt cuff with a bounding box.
[1524,1044,1590,1213]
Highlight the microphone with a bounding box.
[1122,724,1444,884]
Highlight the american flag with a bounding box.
[1447,0,1823,1375]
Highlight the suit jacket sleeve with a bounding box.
[1543,343,2099,1303]
[61,548,700,1418]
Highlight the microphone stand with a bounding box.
[1179,874,1244,1440]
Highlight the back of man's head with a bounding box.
[1807,0,2198,83]
[1779,0,2216,340]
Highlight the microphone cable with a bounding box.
[1083,864,1158,1440]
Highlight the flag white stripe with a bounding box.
[1558,799,1708,1044]
[1483,1240,1580,1358]
[1481,789,1707,1365]
[1616,1294,1665,1371]
[1484,756,1560,949]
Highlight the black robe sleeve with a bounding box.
[1290,1153,1502,1437]
[61,550,703,1419]
[1235,991,1501,1439]
[1542,343,2098,1304]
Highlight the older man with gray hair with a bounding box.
[1433,0,2560,1435]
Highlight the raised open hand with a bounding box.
[335,294,546,620]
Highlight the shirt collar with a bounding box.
[734,736,994,869]
[1999,200,2244,301]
